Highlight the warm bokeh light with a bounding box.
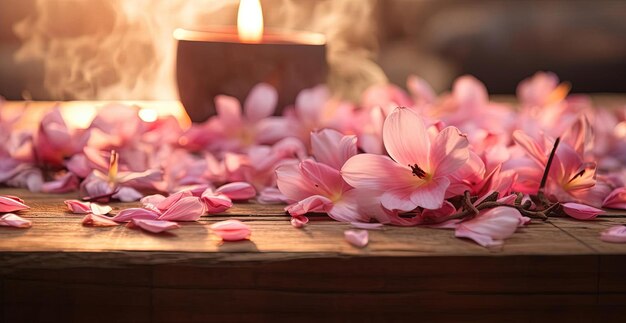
[138,108,158,123]
[237,0,263,43]
[60,104,97,129]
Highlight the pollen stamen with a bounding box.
[409,164,427,179]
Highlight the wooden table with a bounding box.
[1,188,626,322]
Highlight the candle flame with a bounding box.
[237,0,263,43]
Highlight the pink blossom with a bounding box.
[277,159,368,223]
[81,213,118,227]
[600,225,626,243]
[210,220,251,241]
[342,107,469,211]
[0,213,32,228]
[310,129,357,170]
[455,207,528,247]
[35,107,89,167]
[209,83,290,151]
[127,218,180,233]
[344,229,369,248]
[0,195,29,213]
[561,203,603,220]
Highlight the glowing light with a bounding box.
[615,121,626,138]
[139,108,159,122]
[237,0,263,43]
[60,105,97,129]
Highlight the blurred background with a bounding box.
[1,0,625,102]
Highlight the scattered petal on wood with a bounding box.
[127,219,180,233]
[90,203,113,215]
[0,213,32,228]
[344,229,369,248]
[0,195,29,213]
[210,219,251,241]
[158,196,205,221]
[562,203,604,220]
[112,208,160,222]
[600,225,626,243]
[82,213,118,227]
[290,215,309,228]
[64,199,92,214]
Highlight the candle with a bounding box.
[174,0,327,122]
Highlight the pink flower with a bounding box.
[209,83,289,151]
[310,129,357,170]
[0,213,32,228]
[210,220,251,241]
[35,107,89,167]
[277,159,368,223]
[0,195,29,213]
[600,225,626,243]
[455,207,528,247]
[127,219,180,233]
[342,107,469,211]
[344,229,369,248]
[561,203,603,220]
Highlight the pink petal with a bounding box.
[82,213,118,227]
[215,182,256,200]
[0,195,29,213]
[600,225,626,243]
[285,195,333,216]
[215,95,242,126]
[0,213,32,228]
[127,219,180,233]
[512,130,548,166]
[407,75,436,105]
[311,129,357,169]
[410,177,450,210]
[64,200,92,214]
[201,191,233,213]
[210,219,251,241]
[603,187,626,210]
[112,208,160,222]
[455,207,523,247]
[342,154,416,193]
[562,203,604,220]
[140,194,166,207]
[156,190,193,211]
[430,127,469,177]
[244,83,278,122]
[383,107,430,167]
[328,189,369,222]
[290,215,309,228]
[113,186,143,202]
[344,229,369,248]
[90,203,112,215]
[350,222,384,230]
[295,85,329,122]
[158,196,205,221]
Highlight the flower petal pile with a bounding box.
[1,72,625,246]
